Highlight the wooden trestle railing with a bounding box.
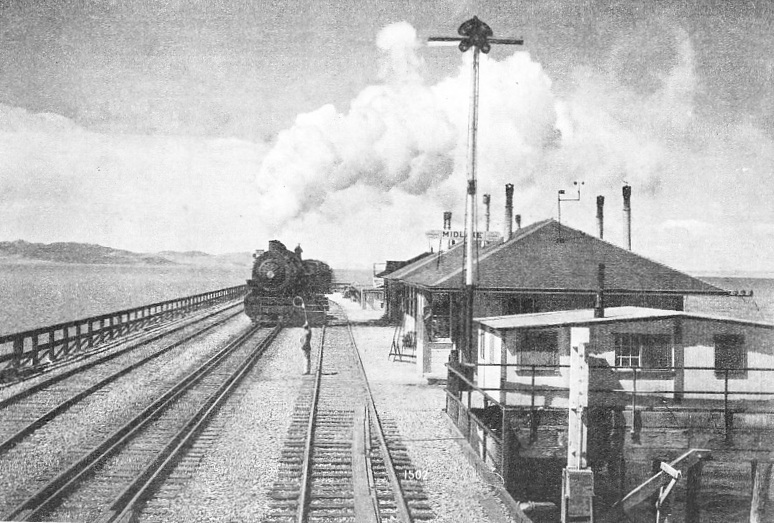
[0,284,247,379]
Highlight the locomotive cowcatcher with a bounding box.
[244,240,332,326]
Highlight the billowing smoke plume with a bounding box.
[258,21,773,271]
[255,22,560,232]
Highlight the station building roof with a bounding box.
[384,219,725,295]
[375,252,432,279]
[475,306,774,331]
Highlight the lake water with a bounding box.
[0,263,249,335]
[700,276,774,321]
[2,265,773,337]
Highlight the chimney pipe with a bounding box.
[504,184,514,241]
[594,263,605,318]
[623,185,631,250]
[443,211,453,249]
[483,194,491,232]
[515,214,522,231]
[596,195,605,239]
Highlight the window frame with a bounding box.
[515,328,560,373]
[714,334,746,378]
[428,292,452,341]
[613,333,673,371]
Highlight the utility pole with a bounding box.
[428,17,523,367]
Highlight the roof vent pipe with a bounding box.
[483,194,491,232]
[504,184,514,241]
[594,263,605,318]
[443,211,453,249]
[623,185,632,250]
[596,195,605,239]
[515,214,522,231]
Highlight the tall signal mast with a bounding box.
[427,17,523,367]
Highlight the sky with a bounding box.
[0,0,772,274]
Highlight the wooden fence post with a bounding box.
[685,461,705,523]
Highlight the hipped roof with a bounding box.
[384,219,724,295]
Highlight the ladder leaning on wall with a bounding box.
[388,322,416,362]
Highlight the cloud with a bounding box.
[0,105,269,253]
[254,23,561,238]
[254,21,774,272]
[2,20,773,275]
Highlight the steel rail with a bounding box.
[0,307,244,455]
[0,302,242,410]
[103,325,282,523]
[341,306,413,523]
[296,322,327,523]
[3,323,268,522]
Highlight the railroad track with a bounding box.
[0,304,243,457]
[266,301,432,523]
[0,300,244,389]
[1,323,279,522]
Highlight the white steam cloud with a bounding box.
[256,22,774,272]
[255,22,561,232]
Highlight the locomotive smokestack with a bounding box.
[594,263,605,318]
[623,185,632,250]
[483,194,491,232]
[504,184,514,241]
[596,195,605,239]
[515,214,522,231]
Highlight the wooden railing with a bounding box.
[446,362,515,486]
[469,361,774,443]
[0,285,247,378]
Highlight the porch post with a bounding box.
[673,318,684,403]
[562,327,594,523]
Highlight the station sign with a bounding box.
[425,230,502,242]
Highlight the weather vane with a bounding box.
[558,181,585,225]
[427,18,523,367]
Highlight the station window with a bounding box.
[428,293,451,340]
[614,333,672,369]
[714,334,746,376]
[516,329,559,367]
[504,295,537,315]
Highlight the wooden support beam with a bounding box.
[750,460,772,523]
[612,449,711,515]
[685,460,704,523]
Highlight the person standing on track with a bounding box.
[301,322,312,375]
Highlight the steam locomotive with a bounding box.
[244,240,332,325]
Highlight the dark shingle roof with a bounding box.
[375,252,432,279]
[386,219,724,295]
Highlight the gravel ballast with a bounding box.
[336,296,520,523]
[142,327,310,522]
[0,312,250,518]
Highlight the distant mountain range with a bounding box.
[0,240,253,268]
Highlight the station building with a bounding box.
[383,218,733,378]
[476,305,774,408]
